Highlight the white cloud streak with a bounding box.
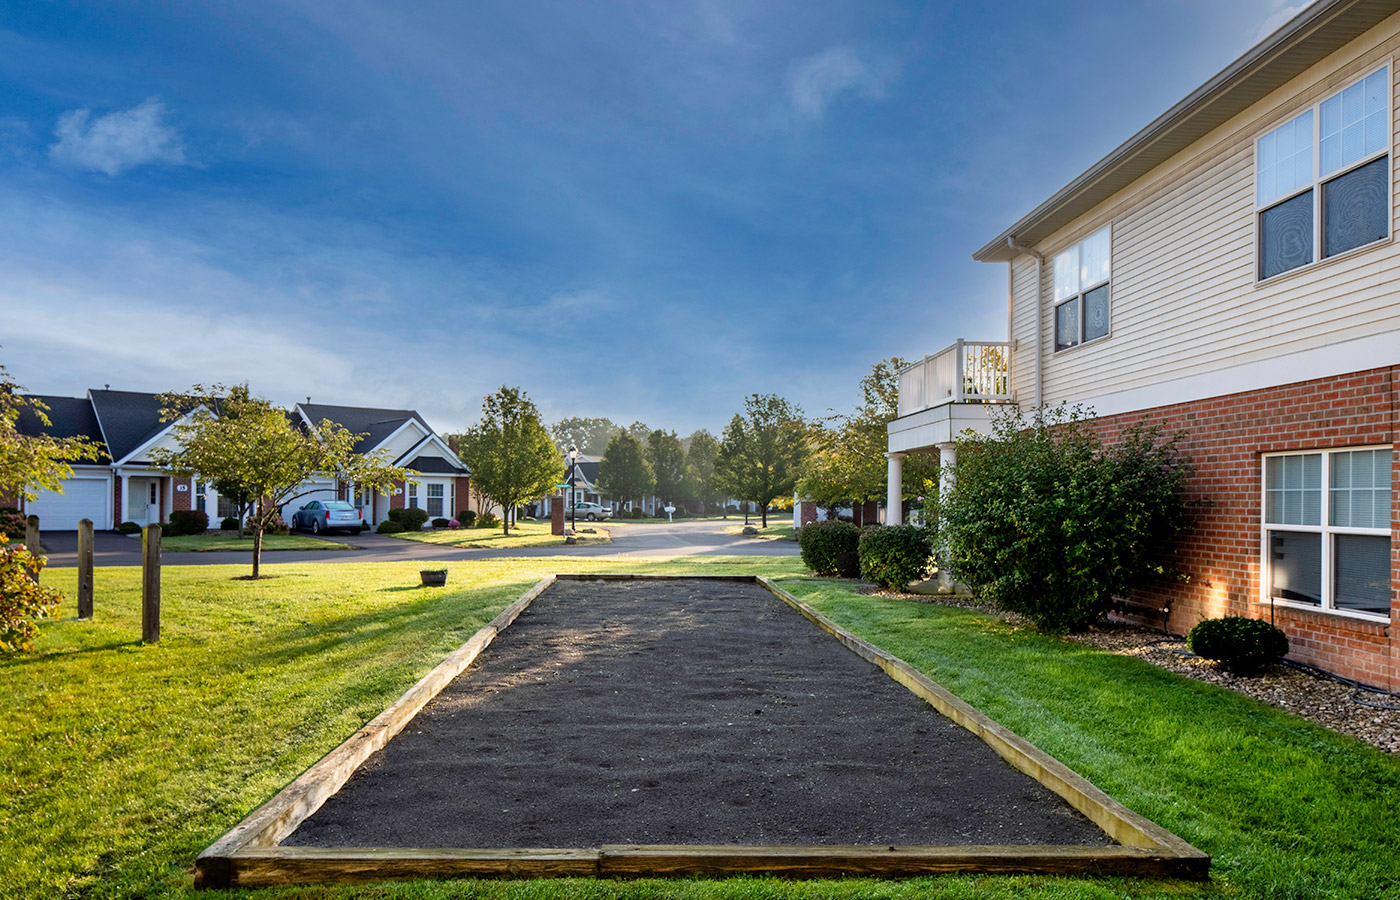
[49,97,187,176]
[1253,2,1307,45]
[787,46,886,120]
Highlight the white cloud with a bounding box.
[1253,2,1307,45]
[787,46,885,120]
[49,97,187,176]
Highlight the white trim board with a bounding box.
[1072,329,1400,419]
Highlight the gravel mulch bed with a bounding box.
[859,585,1400,755]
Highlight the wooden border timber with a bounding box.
[195,574,1208,888]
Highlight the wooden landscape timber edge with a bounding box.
[193,573,1209,889]
[754,576,1211,878]
[193,575,559,889]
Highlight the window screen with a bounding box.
[1055,300,1079,351]
[1083,284,1110,342]
[1323,155,1389,257]
[1269,531,1322,605]
[1334,534,1390,614]
[1259,190,1314,279]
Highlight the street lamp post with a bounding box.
[567,446,578,533]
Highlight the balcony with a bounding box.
[896,339,1013,417]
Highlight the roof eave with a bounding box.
[974,0,1394,262]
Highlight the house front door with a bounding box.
[127,478,160,526]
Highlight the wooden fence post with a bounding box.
[24,514,40,581]
[142,524,161,643]
[77,518,95,619]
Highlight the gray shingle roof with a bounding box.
[88,390,168,463]
[16,395,109,461]
[298,403,428,454]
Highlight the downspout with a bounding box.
[1007,236,1045,408]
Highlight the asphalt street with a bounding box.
[39,519,797,567]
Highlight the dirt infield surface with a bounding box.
[285,579,1110,849]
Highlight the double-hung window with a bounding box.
[427,483,444,517]
[1257,66,1391,280]
[1053,226,1111,351]
[407,481,419,509]
[1263,448,1392,618]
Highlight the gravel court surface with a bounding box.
[285,578,1110,849]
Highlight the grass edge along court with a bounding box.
[2,558,1397,900]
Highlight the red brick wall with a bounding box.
[455,477,471,517]
[389,481,405,510]
[799,502,818,527]
[172,478,192,513]
[1086,365,1398,689]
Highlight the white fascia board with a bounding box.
[1075,329,1400,419]
[394,432,467,470]
[113,407,204,466]
[364,417,425,459]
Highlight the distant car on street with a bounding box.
[292,500,364,534]
[567,501,612,521]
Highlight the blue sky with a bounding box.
[1,0,1303,435]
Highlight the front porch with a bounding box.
[886,339,1014,526]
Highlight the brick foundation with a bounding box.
[1088,365,1398,689]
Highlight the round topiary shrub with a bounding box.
[219,516,240,531]
[376,520,406,534]
[797,520,861,576]
[117,521,141,535]
[1187,616,1289,675]
[858,525,934,590]
[431,517,450,528]
[166,509,209,536]
[457,510,477,527]
[477,512,500,528]
[388,507,430,532]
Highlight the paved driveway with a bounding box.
[39,519,796,567]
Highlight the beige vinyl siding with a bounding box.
[378,422,428,460]
[1020,14,1400,408]
[1009,255,1039,401]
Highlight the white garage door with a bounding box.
[280,480,339,518]
[26,477,110,530]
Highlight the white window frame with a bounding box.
[1051,225,1112,353]
[426,483,444,518]
[1260,446,1393,622]
[407,481,419,509]
[1255,63,1393,283]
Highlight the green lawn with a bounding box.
[388,521,611,548]
[3,560,1397,900]
[158,532,353,552]
[724,520,796,541]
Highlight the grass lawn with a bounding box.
[724,520,796,541]
[158,532,354,552]
[388,520,610,548]
[3,560,1397,900]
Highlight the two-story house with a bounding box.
[889,0,1400,689]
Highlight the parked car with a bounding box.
[292,500,364,534]
[566,501,612,521]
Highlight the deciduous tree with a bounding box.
[549,416,620,457]
[715,394,809,528]
[151,384,410,577]
[597,431,653,513]
[683,429,720,515]
[647,429,686,507]
[0,364,103,503]
[455,387,562,535]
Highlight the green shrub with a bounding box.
[477,512,500,529]
[858,525,934,590]
[431,517,450,528]
[835,548,862,579]
[388,507,430,532]
[457,510,477,527]
[0,510,26,539]
[376,520,406,534]
[1188,616,1290,675]
[165,509,209,536]
[797,520,861,576]
[219,516,240,531]
[941,405,1193,633]
[1,536,63,652]
[117,521,141,535]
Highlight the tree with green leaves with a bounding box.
[0,364,103,504]
[683,429,720,515]
[454,387,562,535]
[715,394,809,528]
[646,429,686,507]
[624,420,651,444]
[151,384,411,577]
[550,416,620,457]
[797,358,938,520]
[597,431,653,513]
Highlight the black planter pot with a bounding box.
[420,569,448,587]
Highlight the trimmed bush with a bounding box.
[431,517,450,528]
[376,520,406,534]
[0,510,26,540]
[1,536,63,652]
[941,406,1192,633]
[858,525,934,590]
[387,507,430,532]
[117,521,141,535]
[219,516,240,531]
[165,509,209,536]
[457,510,477,527]
[477,512,500,529]
[797,520,861,576]
[1188,616,1290,675]
[835,549,862,579]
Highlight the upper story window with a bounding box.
[1052,225,1111,351]
[1257,66,1391,281]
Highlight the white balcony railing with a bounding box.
[896,340,1013,417]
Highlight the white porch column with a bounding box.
[937,443,958,592]
[119,471,130,526]
[886,452,905,525]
